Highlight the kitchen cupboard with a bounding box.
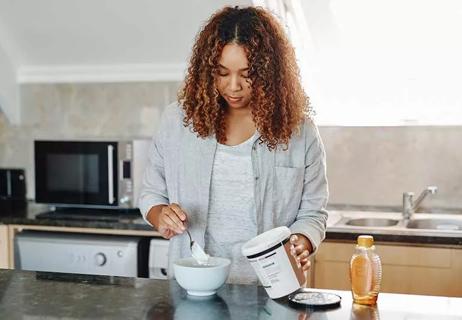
[0,225,9,268]
[313,240,462,297]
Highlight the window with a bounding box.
[255,0,462,126]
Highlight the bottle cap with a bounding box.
[357,235,374,247]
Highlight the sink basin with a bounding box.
[345,218,400,227]
[406,219,462,231]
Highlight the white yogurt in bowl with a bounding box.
[173,257,231,296]
[191,242,210,265]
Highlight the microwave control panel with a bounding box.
[118,141,133,207]
[117,140,150,209]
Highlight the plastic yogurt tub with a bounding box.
[241,226,306,299]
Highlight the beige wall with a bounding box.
[1,82,461,209]
[320,126,462,209]
[0,82,179,199]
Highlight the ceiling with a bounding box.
[0,0,251,73]
[0,0,251,123]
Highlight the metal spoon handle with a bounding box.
[185,229,194,249]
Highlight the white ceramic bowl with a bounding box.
[173,257,231,296]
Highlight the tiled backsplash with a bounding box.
[1,82,461,209]
[0,82,180,200]
[320,126,462,209]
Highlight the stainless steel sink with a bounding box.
[406,219,462,231]
[345,218,400,227]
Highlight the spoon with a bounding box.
[186,229,209,265]
[185,229,194,250]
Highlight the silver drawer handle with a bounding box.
[108,145,114,204]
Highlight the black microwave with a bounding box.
[34,140,150,209]
[0,168,27,216]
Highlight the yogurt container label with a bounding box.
[242,227,306,299]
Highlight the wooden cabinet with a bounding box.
[313,241,462,297]
[0,225,9,269]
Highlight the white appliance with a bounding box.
[14,231,149,277]
[149,238,169,279]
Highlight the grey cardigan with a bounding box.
[139,102,329,278]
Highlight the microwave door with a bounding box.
[35,141,118,207]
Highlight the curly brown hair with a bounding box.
[178,6,311,150]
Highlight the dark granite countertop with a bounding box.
[0,269,461,320]
[325,231,462,246]
[0,202,153,232]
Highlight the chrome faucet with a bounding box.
[403,186,438,220]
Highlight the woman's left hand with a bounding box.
[290,234,313,271]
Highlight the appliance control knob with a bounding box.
[120,196,130,204]
[95,253,107,266]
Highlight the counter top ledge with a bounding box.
[0,269,461,320]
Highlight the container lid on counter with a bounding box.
[288,289,342,308]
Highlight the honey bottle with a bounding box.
[349,235,382,305]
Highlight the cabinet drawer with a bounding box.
[316,242,451,268]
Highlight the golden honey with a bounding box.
[350,235,382,305]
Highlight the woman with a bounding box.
[139,6,328,284]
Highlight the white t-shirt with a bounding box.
[205,133,259,284]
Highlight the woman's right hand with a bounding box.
[150,203,188,239]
